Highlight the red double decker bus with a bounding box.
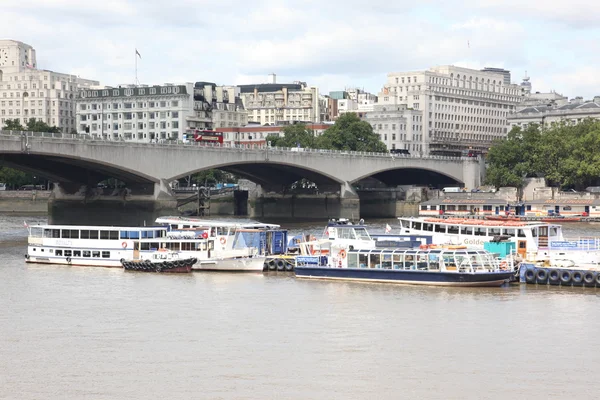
[186,129,223,144]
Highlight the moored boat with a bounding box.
[295,246,514,287]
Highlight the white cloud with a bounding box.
[0,0,598,98]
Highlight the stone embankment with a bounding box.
[0,190,50,213]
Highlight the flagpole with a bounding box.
[135,49,138,86]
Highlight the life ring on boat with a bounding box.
[219,237,227,245]
[419,244,428,250]
[66,257,72,264]
[595,273,600,286]
[339,249,347,259]
[499,261,508,270]
[121,241,127,249]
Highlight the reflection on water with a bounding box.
[1,214,599,399]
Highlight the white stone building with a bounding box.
[0,40,99,132]
[507,97,600,129]
[238,77,321,125]
[378,65,524,155]
[76,82,247,141]
[76,83,195,141]
[365,104,423,153]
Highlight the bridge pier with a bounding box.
[249,182,360,220]
[48,180,178,226]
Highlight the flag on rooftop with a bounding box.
[385,224,391,233]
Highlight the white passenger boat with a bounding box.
[26,224,265,271]
[155,216,280,256]
[397,217,600,265]
[295,246,514,287]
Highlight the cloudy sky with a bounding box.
[2,0,600,99]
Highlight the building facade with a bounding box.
[76,82,248,141]
[507,97,600,129]
[378,65,524,155]
[0,40,99,132]
[238,79,321,125]
[365,104,423,153]
[216,123,331,147]
[76,83,194,141]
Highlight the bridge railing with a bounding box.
[0,130,470,161]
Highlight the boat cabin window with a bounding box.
[55,250,62,256]
[165,242,180,251]
[30,227,43,238]
[421,205,428,211]
[337,228,353,240]
[550,226,559,236]
[347,253,359,268]
[120,230,140,239]
[64,250,72,257]
[460,226,472,235]
[404,254,415,269]
[539,226,548,236]
[531,228,538,237]
[83,251,90,257]
[488,228,501,236]
[413,222,422,230]
[503,228,515,237]
[181,242,195,251]
[447,225,459,234]
[474,227,486,236]
[354,227,371,240]
[434,224,446,233]
[458,205,467,211]
[517,229,526,238]
[74,250,81,257]
[102,251,110,258]
[369,253,381,268]
[88,230,99,239]
[423,223,433,232]
[393,253,403,269]
[358,253,368,268]
[61,229,79,239]
[447,205,456,211]
[92,251,100,257]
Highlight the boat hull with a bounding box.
[121,258,195,273]
[295,267,513,287]
[192,256,266,272]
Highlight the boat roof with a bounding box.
[348,247,495,255]
[155,216,280,229]
[526,199,600,206]
[420,198,508,206]
[399,217,559,227]
[28,224,165,230]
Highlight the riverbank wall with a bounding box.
[0,191,50,214]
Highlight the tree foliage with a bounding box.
[267,123,316,148]
[486,119,600,189]
[0,119,62,188]
[266,114,387,153]
[316,113,387,152]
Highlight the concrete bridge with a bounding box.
[0,130,483,224]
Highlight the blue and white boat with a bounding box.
[295,246,514,287]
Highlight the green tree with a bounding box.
[316,113,387,152]
[266,123,316,148]
[2,119,25,131]
[25,118,61,133]
[0,119,61,188]
[485,119,600,190]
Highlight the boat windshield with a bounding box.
[354,227,371,240]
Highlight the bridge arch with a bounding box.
[169,160,344,192]
[351,166,464,187]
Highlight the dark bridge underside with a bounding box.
[0,154,155,193]
[215,163,341,192]
[363,168,462,187]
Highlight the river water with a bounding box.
[1,215,599,400]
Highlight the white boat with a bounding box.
[397,217,600,265]
[26,224,265,271]
[155,216,282,258]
